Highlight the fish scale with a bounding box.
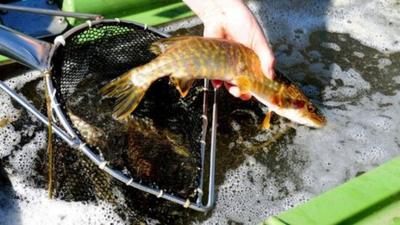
[100,36,326,128]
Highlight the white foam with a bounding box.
[0,125,21,159]
[353,51,365,58]
[1,1,400,224]
[323,64,371,100]
[197,156,312,224]
[1,175,124,225]
[160,1,400,53]
[188,1,400,223]
[206,89,399,224]
[8,131,46,177]
[321,42,341,51]
[247,0,400,53]
[0,70,126,225]
[0,71,42,159]
[378,58,392,69]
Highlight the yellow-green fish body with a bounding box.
[101,36,326,128]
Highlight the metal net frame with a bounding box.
[0,19,217,212]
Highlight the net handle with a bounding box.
[0,3,102,20]
[0,24,52,71]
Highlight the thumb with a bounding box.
[211,80,223,88]
[203,22,225,38]
[252,32,276,79]
[258,49,276,80]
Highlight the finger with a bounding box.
[224,82,251,100]
[224,82,241,98]
[211,80,223,88]
[239,93,252,101]
[258,49,276,80]
[203,22,225,38]
[228,86,242,98]
[255,47,275,79]
[223,82,234,90]
[251,29,276,80]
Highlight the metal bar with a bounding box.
[45,74,78,138]
[0,3,102,20]
[0,24,52,71]
[205,87,218,210]
[194,81,218,211]
[196,79,209,205]
[79,143,211,211]
[0,80,77,147]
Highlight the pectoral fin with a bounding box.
[170,77,195,97]
[235,76,251,93]
[273,85,288,107]
[262,111,273,129]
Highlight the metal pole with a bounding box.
[205,87,218,209]
[0,4,102,20]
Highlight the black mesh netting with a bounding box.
[47,21,206,223]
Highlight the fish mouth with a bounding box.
[293,109,326,128]
[274,108,326,128]
[306,114,326,128]
[293,114,326,128]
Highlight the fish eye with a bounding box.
[307,104,315,112]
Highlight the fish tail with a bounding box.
[100,70,149,121]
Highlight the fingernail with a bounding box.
[240,93,252,101]
[228,86,241,97]
[268,69,275,79]
[212,80,223,88]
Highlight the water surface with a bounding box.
[1,0,400,224]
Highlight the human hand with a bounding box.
[183,0,275,100]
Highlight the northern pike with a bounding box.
[100,36,326,128]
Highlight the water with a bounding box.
[1,0,400,224]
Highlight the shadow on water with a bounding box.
[0,163,21,225]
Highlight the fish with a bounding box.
[100,36,326,128]
[66,73,197,186]
[67,110,108,149]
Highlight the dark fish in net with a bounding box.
[51,73,204,224]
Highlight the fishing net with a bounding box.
[45,21,207,222]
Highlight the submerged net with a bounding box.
[47,22,205,223]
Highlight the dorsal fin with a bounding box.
[149,36,196,55]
